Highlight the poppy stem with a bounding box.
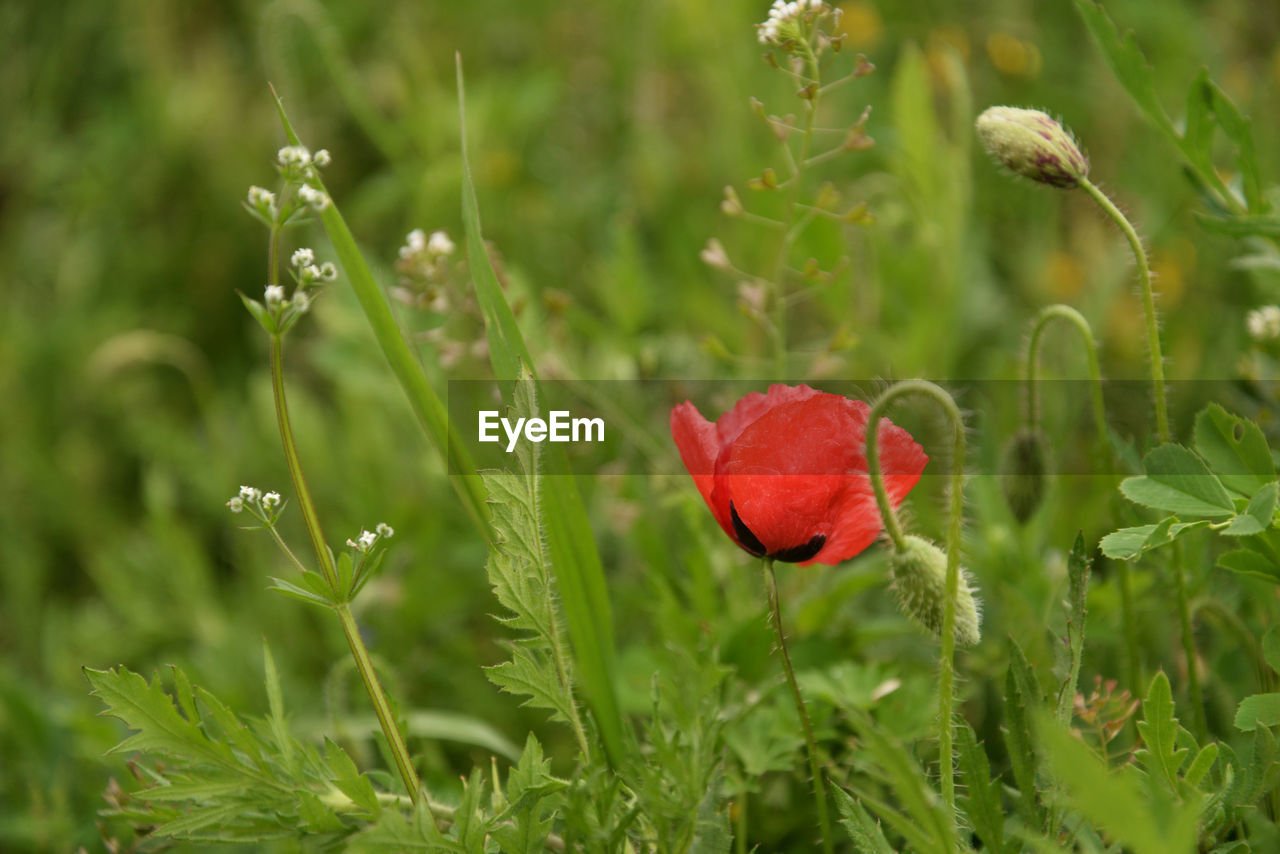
[1025,306,1142,691]
[866,379,966,835]
[763,558,833,854]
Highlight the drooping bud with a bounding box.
[975,106,1088,189]
[888,535,981,646]
[1000,428,1049,524]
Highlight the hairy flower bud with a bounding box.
[976,106,1088,189]
[888,535,981,646]
[1000,428,1049,524]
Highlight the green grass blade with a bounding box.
[455,56,625,767]
[269,87,492,542]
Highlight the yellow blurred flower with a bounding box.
[986,32,1042,78]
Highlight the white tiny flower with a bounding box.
[358,530,377,549]
[278,145,312,167]
[376,522,394,538]
[303,264,322,281]
[247,186,276,208]
[262,492,281,508]
[1247,305,1280,341]
[291,248,315,268]
[227,496,245,513]
[297,185,329,211]
[427,230,455,256]
[400,228,426,259]
[346,538,359,549]
[265,285,286,307]
[239,485,261,502]
[292,291,311,313]
[312,149,331,167]
[319,262,337,281]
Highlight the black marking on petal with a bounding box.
[771,534,827,564]
[729,501,767,557]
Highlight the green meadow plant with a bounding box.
[78,2,1280,853]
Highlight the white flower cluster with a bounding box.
[757,0,832,45]
[1247,305,1280,341]
[227,485,284,524]
[399,228,456,260]
[291,247,338,288]
[347,522,394,553]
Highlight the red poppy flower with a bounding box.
[671,384,928,566]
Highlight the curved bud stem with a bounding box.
[763,558,833,854]
[1025,304,1142,690]
[1078,179,1207,737]
[1077,178,1169,445]
[866,379,966,829]
[1025,304,1108,453]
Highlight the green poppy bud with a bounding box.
[888,535,981,646]
[1000,428,1049,524]
[975,106,1088,189]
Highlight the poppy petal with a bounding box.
[671,400,734,541]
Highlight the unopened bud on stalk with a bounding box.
[888,535,981,646]
[1000,428,1049,524]
[976,106,1088,189]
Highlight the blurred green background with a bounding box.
[3,0,1279,849]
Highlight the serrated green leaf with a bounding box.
[1135,672,1187,792]
[1194,404,1276,496]
[171,664,199,727]
[492,734,564,854]
[486,647,580,725]
[832,786,895,854]
[1217,548,1280,584]
[1184,742,1219,790]
[1183,71,1215,168]
[86,667,236,768]
[1234,694,1280,732]
[1120,444,1235,517]
[850,715,954,854]
[956,721,1003,854]
[1224,482,1280,538]
[1004,641,1043,830]
[196,685,266,769]
[456,61,623,766]
[326,736,381,815]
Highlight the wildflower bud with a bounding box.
[358,530,377,550]
[1000,428,1049,524]
[264,285,286,308]
[227,496,244,513]
[888,535,982,646]
[700,238,733,271]
[1246,305,1280,342]
[262,491,281,508]
[292,291,311,313]
[247,186,276,210]
[376,522,394,538]
[426,230,455,256]
[721,186,744,216]
[312,149,331,167]
[319,262,337,281]
[239,485,262,502]
[291,248,315,268]
[975,106,1088,189]
[277,145,311,168]
[297,185,329,211]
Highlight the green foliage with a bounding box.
[86,657,382,844]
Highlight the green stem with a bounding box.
[764,558,833,854]
[1025,305,1140,688]
[1078,179,1205,736]
[1078,179,1168,445]
[866,380,966,837]
[269,334,431,816]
